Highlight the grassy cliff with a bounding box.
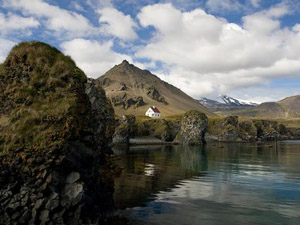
[0,42,88,155]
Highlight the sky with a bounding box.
[1,0,300,103]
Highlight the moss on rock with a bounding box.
[0,41,115,224]
[175,110,208,145]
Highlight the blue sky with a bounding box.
[1,0,300,102]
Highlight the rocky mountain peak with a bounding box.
[121,59,129,65]
[98,61,215,117]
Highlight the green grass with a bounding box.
[0,41,88,155]
[165,114,184,121]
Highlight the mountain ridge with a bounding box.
[97,60,215,117]
[224,95,300,118]
[199,95,257,111]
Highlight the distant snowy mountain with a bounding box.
[220,95,258,107]
[199,95,258,110]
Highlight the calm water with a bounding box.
[112,142,300,225]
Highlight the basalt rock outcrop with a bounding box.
[136,119,173,141]
[175,110,208,145]
[207,116,256,142]
[110,94,145,109]
[253,120,280,141]
[146,86,168,105]
[113,115,136,145]
[0,42,114,224]
[206,116,293,142]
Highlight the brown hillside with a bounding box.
[226,95,300,118]
[97,60,215,117]
[278,95,300,117]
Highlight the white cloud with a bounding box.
[98,7,137,40]
[4,0,96,38]
[250,0,261,8]
[71,2,87,12]
[206,0,243,12]
[0,39,16,63]
[0,13,39,35]
[61,39,131,78]
[136,3,300,99]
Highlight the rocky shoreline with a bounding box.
[113,113,300,146]
[1,41,299,225]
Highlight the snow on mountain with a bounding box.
[220,95,258,107]
[199,95,258,109]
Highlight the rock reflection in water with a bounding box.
[112,142,300,225]
[112,145,208,209]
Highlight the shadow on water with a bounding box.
[112,144,209,209]
[110,141,300,225]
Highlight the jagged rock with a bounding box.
[39,209,49,224]
[207,116,256,142]
[206,116,292,142]
[99,77,113,87]
[111,94,145,109]
[254,120,279,141]
[146,86,168,105]
[137,119,172,141]
[45,193,59,211]
[86,78,115,152]
[66,172,80,184]
[119,82,127,91]
[238,120,257,142]
[113,115,136,145]
[63,183,83,205]
[175,110,208,145]
[0,42,115,224]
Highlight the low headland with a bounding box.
[113,113,300,146]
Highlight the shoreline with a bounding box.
[126,137,300,146]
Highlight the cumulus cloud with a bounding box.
[0,13,39,35]
[4,0,96,38]
[98,7,137,40]
[206,0,243,12]
[0,39,16,63]
[136,3,300,99]
[4,0,137,41]
[61,38,131,78]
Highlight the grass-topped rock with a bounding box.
[175,110,208,145]
[0,41,114,224]
[0,41,88,154]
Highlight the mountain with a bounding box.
[228,95,300,118]
[97,60,215,117]
[220,95,258,107]
[199,95,257,111]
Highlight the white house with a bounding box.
[145,106,161,118]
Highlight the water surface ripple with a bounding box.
[112,142,300,225]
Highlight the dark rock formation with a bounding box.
[206,116,251,142]
[175,110,208,145]
[0,42,114,224]
[206,116,293,142]
[254,120,279,141]
[238,120,257,142]
[113,115,136,145]
[111,94,145,109]
[119,82,127,91]
[137,119,172,142]
[87,79,115,149]
[146,86,168,105]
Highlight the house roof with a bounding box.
[150,106,160,113]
